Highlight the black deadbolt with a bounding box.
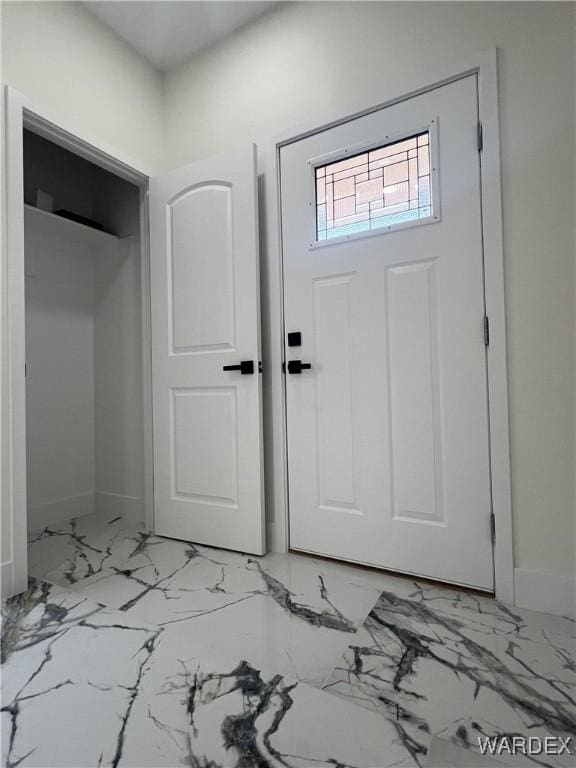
[287,331,302,347]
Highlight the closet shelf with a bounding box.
[24,204,120,246]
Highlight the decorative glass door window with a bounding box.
[315,132,432,241]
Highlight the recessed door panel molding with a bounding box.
[386,260,444,524]
[313,273,359,513]
[151,145,264,555]
[170,387,238,506]
[168,183,236,355]
[282,74,494,589]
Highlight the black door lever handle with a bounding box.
[223,360,254,375]
[287,360,312,374]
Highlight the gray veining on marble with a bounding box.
[119,628,417,768]
[2,513,574,768]
[1,579,160,768]
[1,578,415,768]
[27,514,145,587]
[425,737,505,767]
[323,589,576,768]
[54,526,387,686]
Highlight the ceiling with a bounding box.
[84,1,279,73]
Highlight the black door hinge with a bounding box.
[477,122,483,153]
[484,316,490,346]
[490,511,496,544]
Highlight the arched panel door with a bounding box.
[150,145,264,554]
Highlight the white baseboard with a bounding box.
[1,561,14,600]
[28,491,95,532]
[26,491,143,533]
[95,491,144,524]
[514,567,575,618]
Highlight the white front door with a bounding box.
[281,75,494,589]
[150,145,265,554]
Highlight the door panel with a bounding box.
[170,184,235,353]
[281,75,493,589]
[151,145,264,554]
[387,260,442,523]
[314,273,358,512]
[171,387,238,504]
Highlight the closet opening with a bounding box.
[23,129,152,586]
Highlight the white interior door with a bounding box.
[281,75,494,589]
[150,144,264,554]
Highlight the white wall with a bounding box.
[22,134,145,530]
[164,1,576,585]
[92,164,146,523]
[25,210,96,530]
[94,236,145,522]
[1,5,10,570]
[0,0,160,583]
[1,1,164,172]
[24,206,145,531]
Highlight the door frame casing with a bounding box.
[263,49,514,604]
[2,86,154,597]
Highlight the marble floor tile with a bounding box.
[323,588,576,768]
[1,579,160,768]
[62,530,385,685]
[2,579,418,768]
[425,737,504,767]
[373,577,576,641]
[120,628,418,768]
[27,513,144,586]
[9,513,574,768]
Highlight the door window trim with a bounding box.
[308,120,441,250]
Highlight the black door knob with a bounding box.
[287,360,312,374]
[223,360,254,375]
